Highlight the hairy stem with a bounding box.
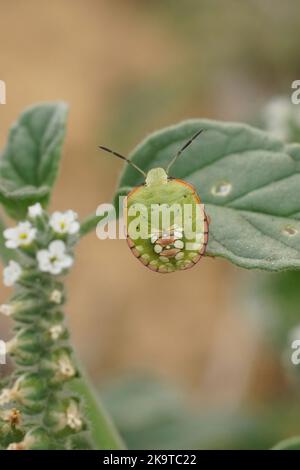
[0,211,124,450]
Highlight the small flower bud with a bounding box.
[0,408,21,428]
[0,388,13,406]
[38,313,68,344]
[49,289,63,305]
[2,300,32,322]
[28,203,43,218]
[0,303,14,316]
[44,397,85,436]
[56,352,76,381]
[18,373,48,413]
[2,373,47,413]
[41,348,77,384]
[6,328,41,366]
[7,298,48,324]
[49,324,65,341]
[0,408,24,446]
[7,427,51,450]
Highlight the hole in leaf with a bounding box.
[282,225,298,237]
[211,181,232,197]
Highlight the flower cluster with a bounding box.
[0,203,85,450]
[2,204,80,285]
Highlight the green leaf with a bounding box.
[272,436,300,450]
[114,119,300,271]
[0,102,68,219]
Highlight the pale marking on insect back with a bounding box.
[195,233,205,243]
[159,256,169,263]
[183,262,193,270]
[174,230,183,239]
[154,244,163,254]
[159,266,168,273]
[175,252,184,260]
[141,254,150,265]
[185,242,201,251]
[151,234,159,243]
[174,240,184,249]
[136,245,144,252]
[282,225,298,236]
[211,181,232,197]
[149,260,158,266]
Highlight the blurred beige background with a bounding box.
[0,0,299,411]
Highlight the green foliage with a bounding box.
[0,104,124,451]
[115,119,300,271]
[2,103,300,450]
[272,436,300,450]
[102,374,300,450]
[0,103,68,219]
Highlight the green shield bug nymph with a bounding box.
[99,130,209,273]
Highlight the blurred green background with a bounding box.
[1,0,300,449]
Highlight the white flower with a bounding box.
[28,203,43,218]
[4,222,36,249]
[37,240,73,275]
[3,261,22,287]
[0,304,14,316]
[49,210,80,235]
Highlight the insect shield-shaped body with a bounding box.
[99,130,209,273]
[124,169,209,273]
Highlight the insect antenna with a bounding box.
[166,129,204,173]
[98,145,146,178]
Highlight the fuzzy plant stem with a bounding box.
[0,207,124,450]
